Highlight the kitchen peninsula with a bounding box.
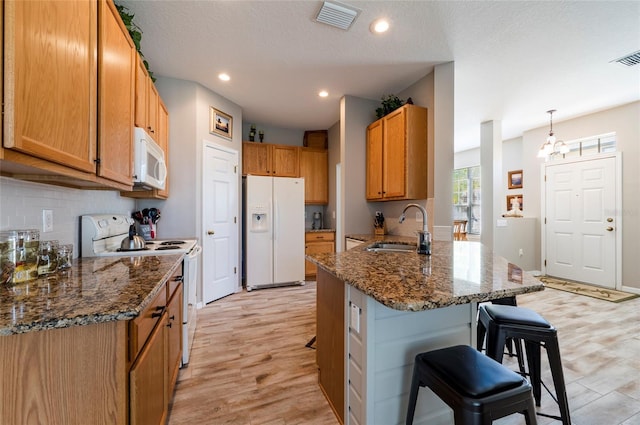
[306,236,544,425]
[0,254,184,424]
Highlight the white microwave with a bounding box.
[133,127,167,190]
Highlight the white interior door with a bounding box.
[545,156,618,288]
[202,143,239,303]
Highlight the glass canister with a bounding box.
[56,244,73,270]
[0,231,18,285]
[14,229,39,282]
[37,240,59,276]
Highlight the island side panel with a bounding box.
[348,285,476,425]
[0,320,128,425]
[316,267,346,424]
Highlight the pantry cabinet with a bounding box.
[305,231,335,279]
[242,142,299,177]
[366,104,428,201]
[1,0,135,191]
[300,148,328,204]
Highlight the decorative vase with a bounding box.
[259,131,264,143]
[249,131,255,142]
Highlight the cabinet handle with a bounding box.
[173,276,184,282]
[169,315,175,321]
[167,322,172,328]
[151,306,165,318]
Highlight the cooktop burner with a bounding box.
[156,245,181,251]
[117,247,150,252]
[160,241,186,245]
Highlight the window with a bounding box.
[557,132,616,159]
[453,166,481,234]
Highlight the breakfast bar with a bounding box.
[306,237,544,425]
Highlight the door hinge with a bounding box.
[234,165,237,174]
[544,260,547,266]
[544,217,547,224]
[233,266,237,274]
[234,216,237,224]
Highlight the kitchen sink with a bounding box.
[365,242,416,253]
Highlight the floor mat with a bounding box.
[539,276,639,303]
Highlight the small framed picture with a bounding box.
[508,170,523,189]
[210,107,233,139]
[508,263,523,284]
[506,195,523,211]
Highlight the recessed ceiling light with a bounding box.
[319,90,329,98]
[370,19,389,34]
[218,73,230,81]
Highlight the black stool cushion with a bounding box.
[418,345,525,398]
[485,304,551,328]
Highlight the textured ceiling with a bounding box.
[119,1,640,152]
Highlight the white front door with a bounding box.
[544,155,618,288]
[202,143,239,303]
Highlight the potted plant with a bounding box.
[375,94,406,119]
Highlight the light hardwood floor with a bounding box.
[168,282,640,425]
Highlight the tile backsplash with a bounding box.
[0,177,135,257]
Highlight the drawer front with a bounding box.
[129,285,167,361]
[167,266,183,299]
[305,231,335,242]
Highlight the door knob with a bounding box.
[607,218,613,222]
[207,230,215,235]
[606,227,614,232]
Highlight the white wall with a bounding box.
[240,123,304,146]
[0,176,134,257]
[454,147,480,169]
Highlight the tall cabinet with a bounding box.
[366,104,428,201]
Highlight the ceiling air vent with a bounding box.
[316,1,361,30]
[611,50,640,67]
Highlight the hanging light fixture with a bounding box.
[537,109,569,158]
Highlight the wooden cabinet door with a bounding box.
[4,0,97,172]
[155,99,170,198]
[305,240,334,278]
[242,142,271,175]
[97,0,134,186]
[366,120,383,200]
[272,145,299,177]
[166,285,182,394]
[130,311,168,425]
[147,81,159,138]
[382,107,407,199]
[300,148,328,204]
[134,57,148,129]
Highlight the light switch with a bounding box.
[350,302,360,333]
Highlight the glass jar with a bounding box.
[37,240,59,276]
[0,231,17,285]
[57,244,73,270]
[14,230,39,282]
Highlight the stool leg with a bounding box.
[406,368,421,425]
[523,394,537,425]
[477,317,487,351]
[486,322,507,363]
[524,340,542,406]
[545,337,572,425]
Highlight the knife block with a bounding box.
[374,224,386,236]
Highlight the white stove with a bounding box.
[80,214,201,366]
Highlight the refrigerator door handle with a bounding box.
[273,199,278,242]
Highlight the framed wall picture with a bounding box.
[508,170,523,189]
[210,107,233,139]
[506,195,523,211]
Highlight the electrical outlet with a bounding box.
[519,248,524,257]
[415,211,421,222]
[43,210,53,233]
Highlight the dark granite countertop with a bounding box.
[0,254,183,336]
[307,235,544,311]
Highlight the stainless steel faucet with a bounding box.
[399,203,431,255]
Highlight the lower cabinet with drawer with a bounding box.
[305,231,335,279]
[129,267,183,425]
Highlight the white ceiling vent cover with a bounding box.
[316,1,361,30]
[611,50,640,67]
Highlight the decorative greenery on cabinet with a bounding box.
[114,3,155,81]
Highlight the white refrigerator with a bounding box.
[245,175,305,291]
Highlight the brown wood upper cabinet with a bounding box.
[242,142,299,177]
[300,148,328,204]
[134,56,159,138]
[366,104,428,201]
[1,0,135,191]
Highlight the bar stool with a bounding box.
[406,345,537,425]
[477,304,571,425]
